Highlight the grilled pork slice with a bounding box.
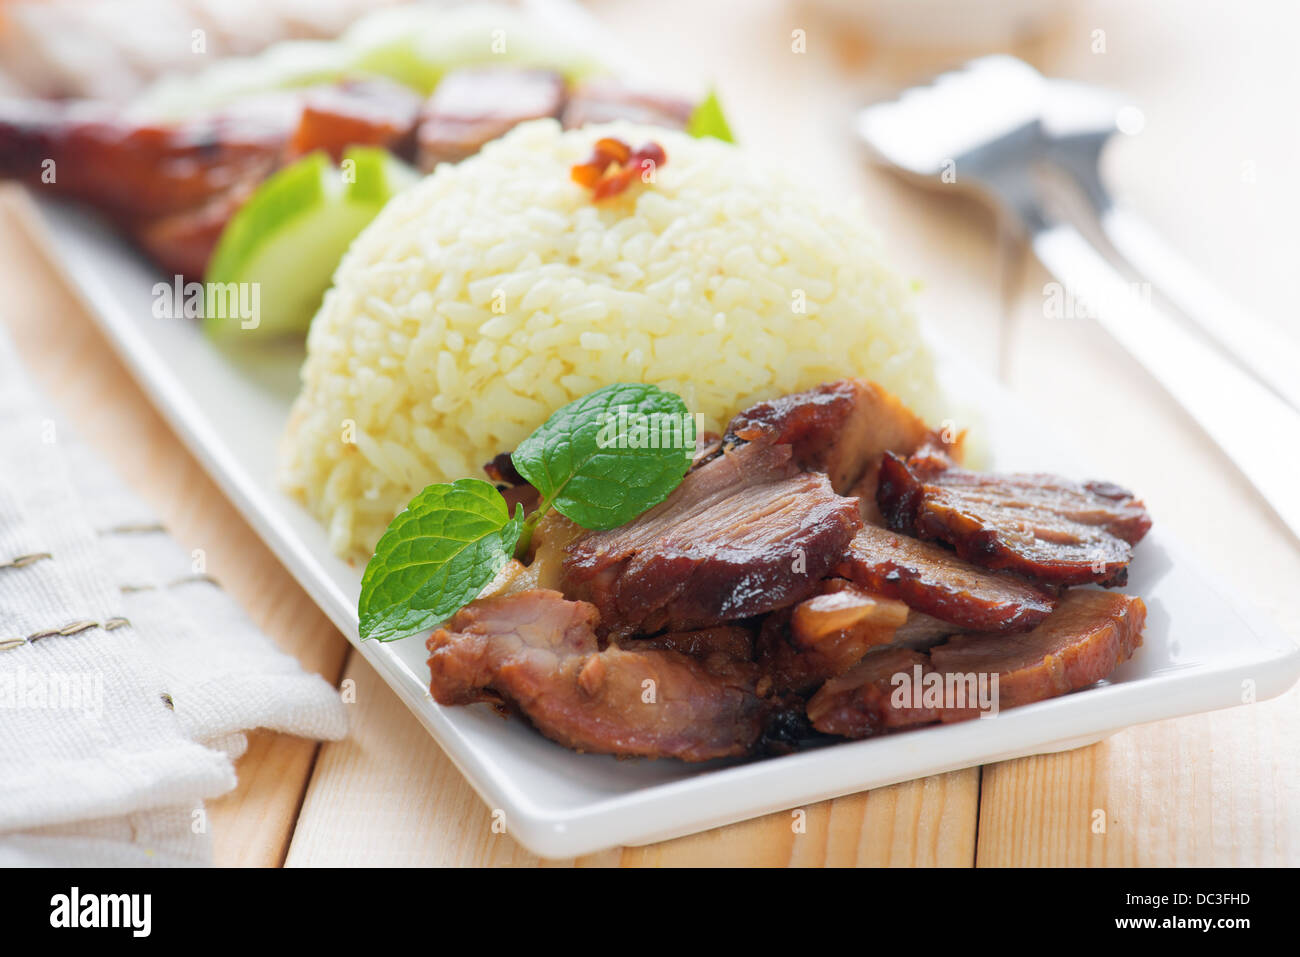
[2,81,423,278]
[416,67,566,170]
[717,379,933,495]
[878,452,1152,587]
[836,524,1057,631]
[562,441,862,634]
[806,646,940,738]
[0,96,292,221]
[561,79,694,130]
[286,79,423,162]
[133,179,260,279]
[806,590,1145,737]
[633,624,756,664]
[427,589,766,761]
[929,589,1146,720]
[757,581,909,694]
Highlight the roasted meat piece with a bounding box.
[0,96,293,221]
[806,590,1145,737]
[561,79,694,130]
[929,589,1146,720]
[756,581,908,694]
[132,178,261,279]
[286,79,423,162]
[416,67,567,170]
[836,523,1057,631]
[561,441,863,634]
[806,646,940,738]
[712,379,933,495]
[2,80,424,278]
[633,624,756,663]
[427,589,766,761]
[878,452,1152,587]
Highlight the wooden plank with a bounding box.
[208,731,323,868]
[977,690,1300,866]
[285,650,550,867]
[0,189,352,867]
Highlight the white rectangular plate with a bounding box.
[25,196,1300,858]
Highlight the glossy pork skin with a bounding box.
[0,80,423,278]
[806,589,1145,737]
[836,523,1057,631]
[714,378,933,495]
[562,441,862,634]
[878,450,1152,587]
[930,589,1146,720]
[0,97,291,221]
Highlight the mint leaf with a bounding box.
[511,383,693,531]
[687,89,735,144]
[358,478,522,642]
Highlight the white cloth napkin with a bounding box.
[0,327,348,866]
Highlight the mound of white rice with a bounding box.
[281,119,941,559]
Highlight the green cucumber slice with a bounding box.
[203,148,415,343]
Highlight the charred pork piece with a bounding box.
[427,589,766,760]
[878,452,1152,587]
[416,67,566,170]
[1,81,424,278]
[561,79,694,130]
[633,624,756,664]
[757,581,908,694]
[132,178,261,279]
[562,441,863,634]
[806,646,941,738]
[0,96,293,221]
[287,79,423,162]
[134,82,422,276]
[713,379,933,495]
[836,524,1056,631]
[930,589,1146,720]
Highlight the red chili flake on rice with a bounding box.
[570,137,667,200]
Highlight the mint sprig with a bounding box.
[357,384,694,642]
[511,383,692,548]
[359,479,523,642]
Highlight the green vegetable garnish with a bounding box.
[358,384,695,642]
[511,383,693,551]
[687,90,736,144]
[204,147,417,343]
[359,479,524,643]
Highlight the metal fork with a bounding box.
[1041,75,1300,412]
[855,56,1300,542]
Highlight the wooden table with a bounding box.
[2,0,1296,866]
